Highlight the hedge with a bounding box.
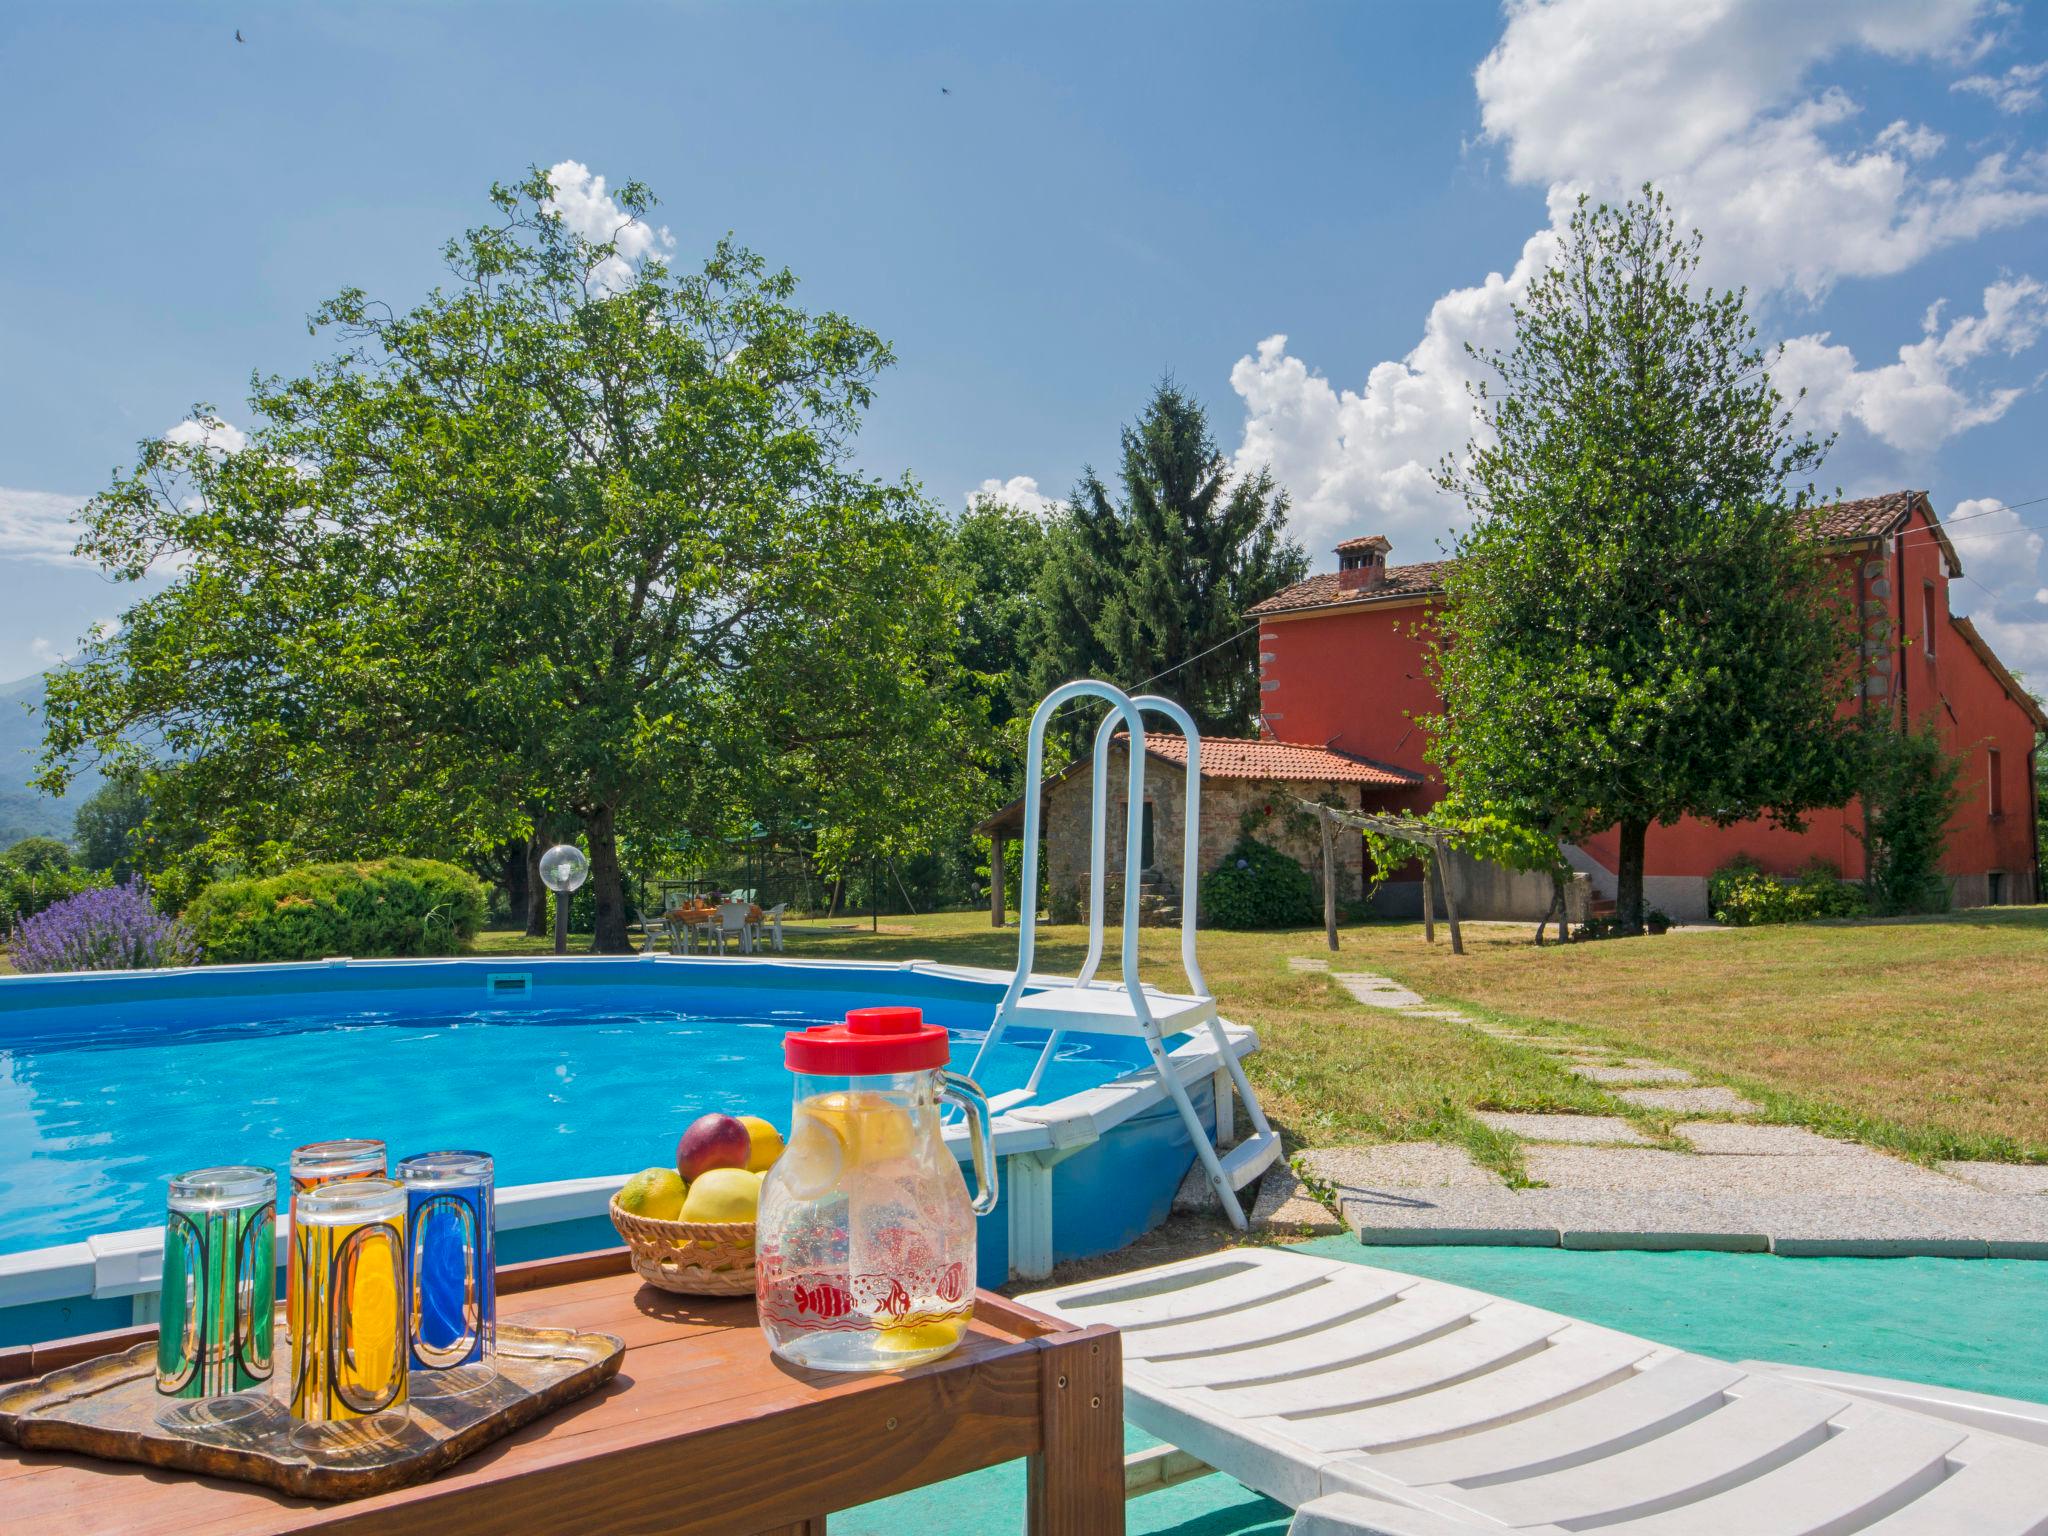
[184,858,489,963]
[1201,837,1319,928]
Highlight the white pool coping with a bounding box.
[0,954,1259,1313]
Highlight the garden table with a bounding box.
[0,1247,1124,1535]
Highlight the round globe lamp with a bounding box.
[538,843,589,955]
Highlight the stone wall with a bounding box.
[1042,745,1366,920]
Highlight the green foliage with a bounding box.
[1201,837,1319,928]
[183,857,488,963]
[38,167,986,953]
[1430,186,1859,934]
[1028,381,1306,739]
[0,837,109,930]
[1859,721,1963,916]
[1710,857,1869,926]
[72,778,150,878]
[5,835,72,874]
[948,500,1051,737]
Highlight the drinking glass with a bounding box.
[287,1139,386,1346]
[156,1165,276,1427]
[397,1150,496,1393]
[290,1176,408,1439]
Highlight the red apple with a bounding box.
[676,1113,752,1183]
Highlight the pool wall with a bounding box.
[0,955,1255,1345]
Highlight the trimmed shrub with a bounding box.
[1710,858,1869,927]
[7,879,200,973]
[1201,837,1318,928]
[184,857,489,963]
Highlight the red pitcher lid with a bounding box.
[785,1006,951,1074]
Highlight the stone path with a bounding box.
[1273,961,2047,1258]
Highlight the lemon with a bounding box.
[878,1316,967,1354]
[778,1111,846,1199]
[616,1167,687,1222]
[680,1166,760,1223]
[738,1115,785,1172]
[804,1090,916,1167]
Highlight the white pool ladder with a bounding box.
[965,679,1281,1230]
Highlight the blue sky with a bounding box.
[4,0,2048,688]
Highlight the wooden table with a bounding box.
[0,1248,1124,1535]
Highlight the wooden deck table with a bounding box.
[0,1248,1125,1535]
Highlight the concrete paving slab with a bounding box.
[1473,1112,1653,1146]
[1286,956,1330,973]
[1298,1142,1500,1192]
[1679,1123,1863,1157]
[1522,1142,1961,1199]
[1614,1086,1761,1115]
[1331,972,1425,1009]
[1249,1165,1346,1235]
[1938,1161,2048,1196]
[1571,1062,1695,1085]
[1343,1187,1560,1248]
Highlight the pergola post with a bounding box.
[991,838,1007,927]
[1319,806,1338,952]
[1421,853,1436,945]
[1433,831,1465,956]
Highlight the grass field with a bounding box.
[478,904,2048,1171]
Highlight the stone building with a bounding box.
[977,735,1420,924]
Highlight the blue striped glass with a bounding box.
[396,1151,495,1385]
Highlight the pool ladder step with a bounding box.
[1219,1130,1282,1192]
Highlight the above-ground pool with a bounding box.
[0,955,1258,1343]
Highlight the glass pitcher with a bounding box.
[757,1006,997,1372]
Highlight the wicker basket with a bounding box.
[608,1196,757,1296]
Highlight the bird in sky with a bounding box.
[234,29,244,42]
[940,86,950,95]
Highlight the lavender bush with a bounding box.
[6,879,200,974]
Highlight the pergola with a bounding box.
[1297,798,1465,955]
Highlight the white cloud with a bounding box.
[1229,1,2048,558]
[0,487,87,565]
[966,475,1067,519]
[1946,496,2048,677]
[1775,277,2048,455]
[544,160,677,296]
[1953,60,2048,114]
[164,416,249,455]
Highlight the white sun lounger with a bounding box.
[1022,1247,2048,1535]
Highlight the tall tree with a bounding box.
[1030,381,1306,736]
[39,168,982,950]
[1431,187,1861,932]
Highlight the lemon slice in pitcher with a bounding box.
[777,1110,846,1200]
[804,1090,916,1167]
[878,1316,967,1353]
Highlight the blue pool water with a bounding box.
[0,971,1140,1256]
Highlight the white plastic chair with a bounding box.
[762,902,787,953]
[714,900,752,955]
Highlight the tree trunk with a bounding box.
[524,833,549,936]
[505,839,531,930]
[585,805,632,954]
[1616,816,1649,935]
[827,875,846,918]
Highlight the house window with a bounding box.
[1989,748,2004,819]
[1923,583,1937,658]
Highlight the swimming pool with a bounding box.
[0,955,1259,1343]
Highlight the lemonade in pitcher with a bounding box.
[756,1008,997,1371]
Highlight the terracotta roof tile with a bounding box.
[1139,734,1420,786]
[1248,560,1457,617]
[1250,492,1946,619]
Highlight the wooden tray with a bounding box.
[0,1320,623,1502]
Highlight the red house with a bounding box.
[1247,492,2044,920]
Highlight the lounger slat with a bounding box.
[1591,1401,1967,1536]
[1857,1438,2048,1536]
[1050,1255,1325,1329]
[1283,1329,1658,1455]
[1450,1377,1846,1526]
[1141,1286,1478,1388]
[1206,1306,1563,1419]
[1128,1269,1415,1364]
[1289,1493,1504,1536]
[1363,1353,1742,1485]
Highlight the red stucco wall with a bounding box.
[1258,503,2042,900]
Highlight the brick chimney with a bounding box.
[1335,535,1391,593]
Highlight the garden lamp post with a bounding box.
[538,843,589,956]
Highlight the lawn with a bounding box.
[487,906,2048,1169]
[20,905,2040,1172]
